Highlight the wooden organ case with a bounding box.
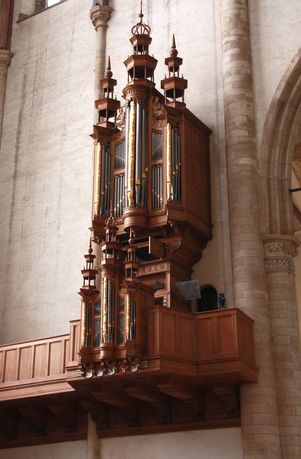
[72,10,257,437]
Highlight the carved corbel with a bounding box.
[89,4,113,31]
[263,234,299,275]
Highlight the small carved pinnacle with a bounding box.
[170,34,178,57]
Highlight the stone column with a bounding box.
[89,2,113,108]
[0,49,13,147]
[264,235,301,458]
[220,0,281,457]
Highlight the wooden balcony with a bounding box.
[147,307,257,384]
[0,320,80,401]
[0,308,256,446]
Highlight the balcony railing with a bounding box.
[0,320,80,400]
[0,308,256,443]
[148,307,256,383]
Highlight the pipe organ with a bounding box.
[79,8,212,375]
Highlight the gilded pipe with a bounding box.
[166,123,172,199]
[102,275,108,343]
[81,301,86,348]
[94,142,102,216]
[128,100,136,207]
[125,292,130,341]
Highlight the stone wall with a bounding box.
[0,428,243,459]
[0,0,95,343]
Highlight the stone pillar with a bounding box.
[264,235,301,458]
[89,2,112,107]
[220,0,281,457]
[0,49,13,147]
[87,413,100,459]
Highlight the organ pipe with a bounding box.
[81,301,86,348]
[128,100,136,207]
[135,102,142,204]
[125,291,136,341]
[101,275,108,343]
[94,142,102,216]
[125,292,130,340]
[166,123,172,199]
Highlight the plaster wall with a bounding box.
[0,428,243,458]
[0,0,229,343]
[0,0,95,343]
[0,440,88,459]
[99,428,243,459]
[249,0,301,148]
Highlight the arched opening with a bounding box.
[292,144,301,320]
[260,48,301,236]
[260,49,301,331]
[197,285,218,313]
[259,51,301,455]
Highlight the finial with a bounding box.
[105,55,113,78]
[170,34,178,57]
[131,0,150,36]
[88,238,93,254]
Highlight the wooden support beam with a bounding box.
[47,402,75,416]
[92,384,135,408]
[18,404,47,420]
[124,382,167,404]
[158,378,200,401]
[212,385,240,419]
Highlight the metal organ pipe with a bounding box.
[125,103,130,208]
[177,131,181,199]
[86,305,92,348]
[130,297,136,340]
[94,142,102,216]
[81,301,86,348]
[135,103,142,205]
[172,128,176,199]
[125,292,136,341]
[128,100,136,207]
[166,123,172,199]
[141,107,147,206]
[125,293,130,341]
[159,164,162,208]
[100,144,105,214]
[101,275,108,343]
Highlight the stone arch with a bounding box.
[260,47,301,236]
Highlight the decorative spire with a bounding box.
[123,0,157,85]
[79,239,98,296]
[131,0,151,36]
[105,56,113,79]
[170,34,178,57]
[93,56,120,128]
[161,34,187,106]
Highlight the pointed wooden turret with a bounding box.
[161,34,187,106]
[79,240,98,298]
[94,56,120,129]
[123,1,157,85]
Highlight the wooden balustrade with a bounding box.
[0,320,80,401]
[0,310,256,443]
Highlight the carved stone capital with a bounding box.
[0,50,14,68]
[89,5,113,30]
[263,234,299,275]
